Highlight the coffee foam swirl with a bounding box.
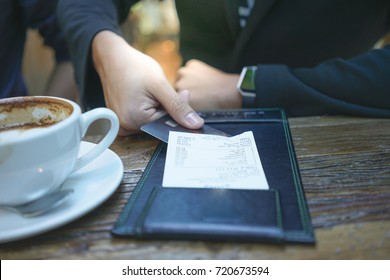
[0,97,73,141]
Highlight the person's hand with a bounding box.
[175,59,242,111]
[92,31,204,135]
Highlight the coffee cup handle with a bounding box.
[71,108,119,172]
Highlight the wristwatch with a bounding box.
[237,66,257,108]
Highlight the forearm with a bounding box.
[91,30,141,107]
[92,31,139,84]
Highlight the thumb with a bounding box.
[158,87,204,129]
[178,89,190,104]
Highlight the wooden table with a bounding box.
[1,116,389,259]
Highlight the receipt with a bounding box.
[162,131,269,189]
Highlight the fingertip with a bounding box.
[185,111,204,128]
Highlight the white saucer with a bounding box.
[0,141,123,244]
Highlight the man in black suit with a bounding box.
[57,0,390,135]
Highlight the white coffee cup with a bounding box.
[0,96,119,206]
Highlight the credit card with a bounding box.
[141,114,230,143]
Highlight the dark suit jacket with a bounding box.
[57,0,390,117]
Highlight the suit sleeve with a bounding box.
[255,45,390,117]
[56,0,136,109]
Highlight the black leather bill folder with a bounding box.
[112,109,315,244]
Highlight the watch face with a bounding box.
[241,68,256,92]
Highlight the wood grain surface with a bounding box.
[0,116,389,259]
